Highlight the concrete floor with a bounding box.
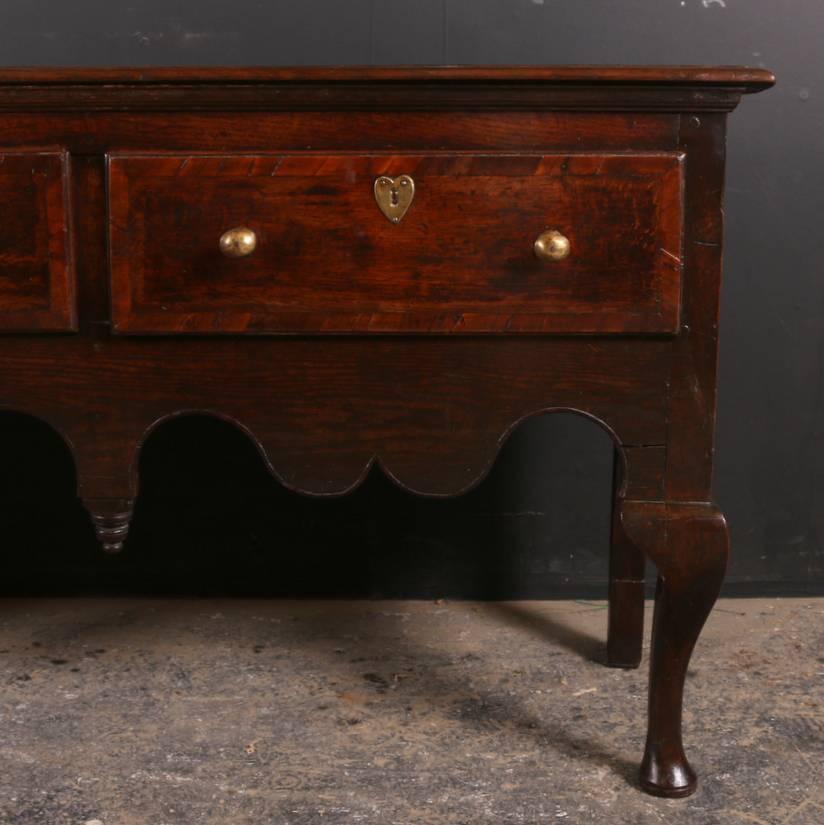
[0,598,821,825]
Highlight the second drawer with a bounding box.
[107,152,684,335]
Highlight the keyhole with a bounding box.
[390,187,399,207]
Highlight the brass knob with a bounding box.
[219,226,257,258]
[534,230,571,262]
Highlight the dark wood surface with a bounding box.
[0,150,74,332]
[0,65,777,84]
[109,152,683,334]
[0,65,773,798]
[0,65,774,112]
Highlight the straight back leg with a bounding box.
[607,450,645,668]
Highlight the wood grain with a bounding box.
[0,112,680,156]
[0,65,777,85]
[0,66,774,113]
[108,152,684,335]
[0,336,670,498]
[0,150,74,331]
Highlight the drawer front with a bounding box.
[108,152,683,335]
[0,150,74,332]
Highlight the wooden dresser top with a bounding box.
[0,65,774,111]
[0,65,776,86]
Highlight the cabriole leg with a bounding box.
[620,500,729,798]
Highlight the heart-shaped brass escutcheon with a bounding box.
[374,174,415,224]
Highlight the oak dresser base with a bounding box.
[0,66,773,797]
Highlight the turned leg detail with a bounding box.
[607,453,646,668]
[74,433,140,555]
[82,497,135,554]
[620,500,729,798]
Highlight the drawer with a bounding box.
[108,152,683,335]
[0,150,74,332]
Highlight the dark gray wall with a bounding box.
[1,1,822,596]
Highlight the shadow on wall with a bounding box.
[0,410,615,598]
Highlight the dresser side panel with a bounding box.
[664,113,727,501]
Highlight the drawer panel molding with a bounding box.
[0,149,74,332]
[108,152,684,335]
